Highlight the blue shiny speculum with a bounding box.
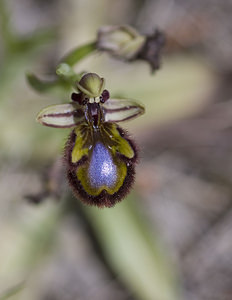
[88,142,117,189]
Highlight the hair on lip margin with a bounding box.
[66,162,136,208]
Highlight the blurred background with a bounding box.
[1,0,232,300]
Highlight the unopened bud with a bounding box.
[97,25,165,72]
[97,25,145,60]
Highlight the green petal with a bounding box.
[103,98,145,122]
[36,103,85,128]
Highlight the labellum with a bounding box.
[37,73,145,207]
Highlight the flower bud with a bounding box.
[76,73,105,98]
[97,25,165,72]
[97,25,145,60]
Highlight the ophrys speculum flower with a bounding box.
[37,73,145,207]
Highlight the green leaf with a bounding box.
[0,282,25,300]
[83,194,180,300]
[0,0,15,50]
[60,41,96,66]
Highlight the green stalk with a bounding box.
[60,41,97,66]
